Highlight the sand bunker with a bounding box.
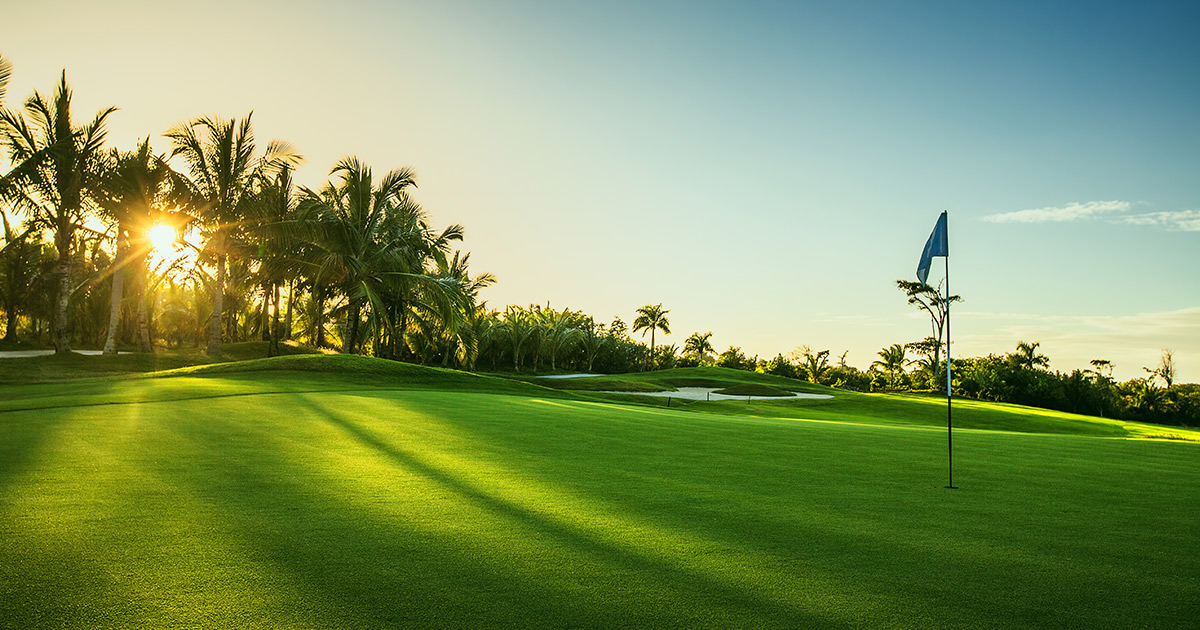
[598,386,832,401]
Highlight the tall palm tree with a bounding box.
[296,157,457,355]
[0,72,116,353]
[0,211,46,341]
[500,305,536,372]
[247,164,302,356]
[632,303,670,371]
[166,113,297,356]
[429,250,495,367]
[95,138,193,353]
[872,343,909,389]
[540,306,581,372]
[683,331,714,363]
[1012,340,1049,370]
[578,320,608,373]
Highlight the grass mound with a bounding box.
[0,340,323,384]
[153,353,549,396]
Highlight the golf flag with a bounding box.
[916,211,948,285]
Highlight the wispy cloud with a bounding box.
[1110,209,1200,232]
[981,200,1130,224]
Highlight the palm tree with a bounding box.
[296,157,458,355]
[540,307,581,372]
[578,320,608,373]
[632,303,670,371]
[683,331,714,363]
[247,164,303,356]
[872,343,909,389]
[166,113,297,356]
[1,72,116,353]
[0,211,46,341]
[95,138,193,353]
[500,305,536,372]
[425,250,495,367]
[1011,340,1049,370]
[793,345,831,384]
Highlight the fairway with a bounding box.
[1,367,1198,628]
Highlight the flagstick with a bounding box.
[945,225,956,490]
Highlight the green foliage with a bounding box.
[682,331,714,364]
[715,345,754,371]
[792,345,832,385]
[758,353,797,379]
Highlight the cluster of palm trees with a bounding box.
[459,303,696,374]
[0,61,491,358]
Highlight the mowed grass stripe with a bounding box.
[1,384,1197,628]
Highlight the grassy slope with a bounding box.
[2,357,1199,628]
[0,341,322,384]
[526,367,1196,440]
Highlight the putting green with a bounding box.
[0,367,1197,628]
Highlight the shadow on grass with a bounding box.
[288,393,843,628]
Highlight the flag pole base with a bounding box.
[945,485,958,490]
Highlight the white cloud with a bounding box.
[1110,210,1200,232]
[980,200,1131,223]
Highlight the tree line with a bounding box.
[0,60,493,360]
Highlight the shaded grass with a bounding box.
[0,379,1197,629]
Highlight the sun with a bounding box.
[147,223,177,253]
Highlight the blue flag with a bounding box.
[916,212,948,285]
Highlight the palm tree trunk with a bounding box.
[53,253,72,354]
[649,329,655,371]
[102,233,127,355]
[268,282,280,357]
[3,309,17,342]
[344,300,360,354]
[260,284,271,341]
[136,260,152,353]
[314,288,326,349]
[396,300,408,360]
[207,253,225,356]
[283,279,294,341]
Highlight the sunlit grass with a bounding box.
[1,367,1198,628]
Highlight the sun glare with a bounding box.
[148,224,176,253]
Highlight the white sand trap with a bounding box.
[0,349,116,358]
[598,386,832,401]
[536,373,605,379]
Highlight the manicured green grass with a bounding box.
[1,358,1198,628]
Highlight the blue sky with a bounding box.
[3,0,1197,380]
